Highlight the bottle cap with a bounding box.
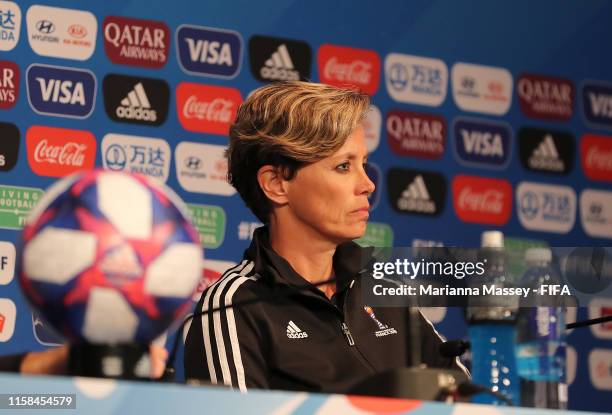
[525,247,552,264]
[481,230,504,248]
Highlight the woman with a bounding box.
[184,81,465,393]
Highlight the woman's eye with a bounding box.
[337,162,350,172]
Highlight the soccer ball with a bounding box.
[19,170,202,345]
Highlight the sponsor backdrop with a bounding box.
[0,0,611,410]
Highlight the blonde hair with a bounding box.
[227,81,370,222]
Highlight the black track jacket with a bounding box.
[184,227,467,393]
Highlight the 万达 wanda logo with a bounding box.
[516,181,576,234]
[182,96,234,123]
[384,53,448,107]
[33,139,87,166]
[101,133,171,183]
[0,1,21,52]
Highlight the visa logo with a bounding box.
[453,117,511,169]
[588,93,612,118]
[26,64,96,118]
[176,25,242,78]
[186,39,233,66]
[36,78,86,105]
[461,130,504,156]
[583,82,612,128]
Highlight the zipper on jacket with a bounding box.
[341,322,355,346]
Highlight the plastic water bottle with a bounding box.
[515,248,567,409]
[467,231,520,405]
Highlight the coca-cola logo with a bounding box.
[452,175,511,225]
[183,96,234,123]
[323,58,372,85]
[457,187,505,214]
[317,44,380,95]
[176,82,242,136]
[33,139,86,166]
[586,147,612,171]
[26,126,96,178]
[581,134,612,182]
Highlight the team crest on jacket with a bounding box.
[364,306,397,337]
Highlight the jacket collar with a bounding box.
[245,226,371,295]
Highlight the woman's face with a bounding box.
[284,124,375,243]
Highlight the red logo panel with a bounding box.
[0,61,19,110]
[452,175,512,225]
[517,74,574,121]
[103,16,170,68]
[176,82,242,136]
[386,110,445,159]
[317,44,380,95]
[581,134,612,182]
[26,126,96,177]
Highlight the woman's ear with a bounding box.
[257,165,289,205]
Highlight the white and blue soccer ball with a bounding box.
[19,170,202,345]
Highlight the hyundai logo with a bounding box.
[36,20,56,34]
[185,156,201,170]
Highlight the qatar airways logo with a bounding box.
[581,134,612,182]
[103,16,170,68]
[26,126,96,177]
[517,74,574,121]
[386,110,445,159]
[317,44,380,95]
[176,82,241,135]
[453,175,512,225]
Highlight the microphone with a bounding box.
[566,314,612,329]
[439,340,471,358]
